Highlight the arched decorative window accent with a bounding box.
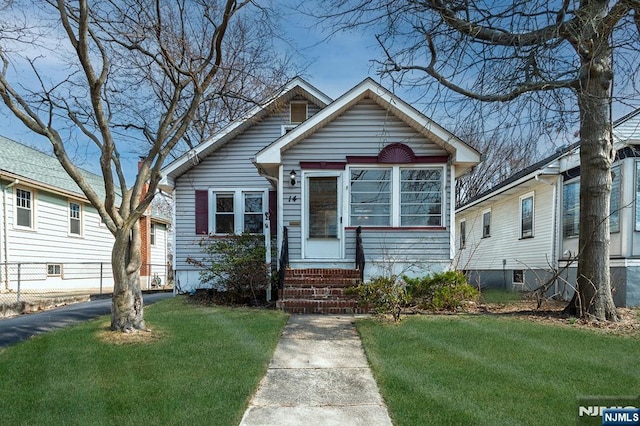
[378,143,416,163]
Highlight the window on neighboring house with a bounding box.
[513,270,524,284]
[69,202,82,235]
[637,161,640,231]
[459,220,466,248]
[47,264,62,276]
[563,180,580,238]
[215,193,235,234]
[520,193,534,238]
[482,210,491,238]
[610,165,620,233]
[15,188,33,228]
[290,102,307,123]
[150,223,156,245]
[350,166,443,227]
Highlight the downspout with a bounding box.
[2,179,20,291]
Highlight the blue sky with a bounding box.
[0,4,390,182]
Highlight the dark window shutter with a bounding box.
[268,190,277,233]
[195,190,208,235]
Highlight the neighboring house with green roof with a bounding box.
[0,135,117,291]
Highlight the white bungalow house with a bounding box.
[160,77,481,312]
[0,135,170,294]
[455,109,640,308]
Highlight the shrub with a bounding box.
[352,275,408,321]
[404,270,478,311]
[186,233,268,305]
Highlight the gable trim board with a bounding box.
[162,77,480,293]
[254,78,480,178]
[160,77,333,190]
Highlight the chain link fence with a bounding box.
[0,262,173,317]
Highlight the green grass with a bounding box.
[0,297,288,425]
[356,315,640,426]
[478,289,525,304]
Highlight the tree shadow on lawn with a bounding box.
[404,299,640,337]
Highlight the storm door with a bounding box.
[305,174,342,258]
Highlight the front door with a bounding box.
[305,174,342,258]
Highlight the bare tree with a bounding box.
[319,0,640,321]
[455,126,541,206]
[0,0,294,331]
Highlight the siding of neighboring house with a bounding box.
[281,99,453,276]
[456,179,559,291]
[172,101,323,289]
[1,180,115,290]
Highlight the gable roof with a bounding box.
[160,77,333,189]
[0,135,107,200]
[254,78,480,178]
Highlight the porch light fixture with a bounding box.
[289,170,297,186]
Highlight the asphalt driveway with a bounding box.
[0,291,174,348]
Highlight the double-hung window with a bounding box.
[520,193,534,239]
[15,188,33,229]
[349,166,443,227]
[69,201,82,236]
[482,210,491,238]
[563,180,580,238]
[610,165,620,233]
[209,190,265,235]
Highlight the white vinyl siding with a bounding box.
[457,181,556,271]
[4,189,114,265]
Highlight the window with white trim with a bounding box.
[610,165,620,233]
[150,223,156,245]
[349,166,443,227]
[520,193,534,239]
[69,201,82,235]
[459,220,466,248]
[210,190,265,235]
[47,264,62,276]
[482,210,491,238]
[15,188,33,228]
[563,180,579,238]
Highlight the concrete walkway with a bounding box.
[240,315,393,426]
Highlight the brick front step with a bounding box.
[276,299,367,314]
[281,286,357,299]
[283,278,360,287]
[278,268,365,314]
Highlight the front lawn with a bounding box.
[356,315,640,425]
[0,297,288,425]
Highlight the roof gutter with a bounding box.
[0,171,88,202]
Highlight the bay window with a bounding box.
[350,166,443,227]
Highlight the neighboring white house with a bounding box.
[0,136,172,294]
[456,109,640,308]
[0,136,116,291]
[160,77,481,296]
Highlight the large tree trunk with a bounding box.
[111,224,146,331]
[564,25,618,321]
